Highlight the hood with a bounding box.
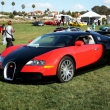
[2,46,59,72]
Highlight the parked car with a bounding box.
[69,21,86,26]
[53,27,68,32]
[99,26,110,32]
[0,31,110,83]
[44,20,60,26]
[32,21,44,26]
[54,26,81,32]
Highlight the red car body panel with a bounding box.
[0,26,3,33]
[19,44,103,76]
[74,44,103,68]
[44,21,60,26]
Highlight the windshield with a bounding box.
[28,34,72,47]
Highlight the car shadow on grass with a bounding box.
[0,75,58,85]
[75,63,107,77]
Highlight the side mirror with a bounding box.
[75,40,84,46]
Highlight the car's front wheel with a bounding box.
[57,56,75,83]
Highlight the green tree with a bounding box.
[71,12,76,17]
[91,6,100,14]
[13,10,17,15]
[66,10,71,16]
[12,2,15,12]
[91,5,109,15]
[1,1,5,14]
[61,10,65,14]
[46,8,50,12]
[9,13,14,19]
[18,11,22,16]
[100,5,109,15]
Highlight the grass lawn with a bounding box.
[0,23,110,110]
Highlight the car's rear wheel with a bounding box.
[57,56,75,83]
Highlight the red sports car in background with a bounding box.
[44,20,60,26]
[0,26,3,33]
[0,31,110,83]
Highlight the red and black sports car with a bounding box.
[0,31,110,83]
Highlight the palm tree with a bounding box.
[21,4,25,17]
[1,1,5,15]
[21,4,25,10]
[32,4,35,12]
[12,2,15,12]
[32,4,35,18]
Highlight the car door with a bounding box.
[75,43,103,68]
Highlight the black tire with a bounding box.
[57,56,75,83]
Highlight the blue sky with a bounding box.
[1,0,110,12]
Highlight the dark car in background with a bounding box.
[54,27,68,32]
[32,21,44,26]
[54,26,81,32]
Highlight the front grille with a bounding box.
[4,61,16,81]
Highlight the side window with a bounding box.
[83,35,95,44]
[76,36,85,44]
[55,35,72,46]
[76,35,95,44]
[87,35,95,44]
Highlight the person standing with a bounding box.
[1,24,7,45]
[98,20,101,26]
[5,20,15,48]
[91,22,96,31]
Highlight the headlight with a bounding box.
[0,55,5,62]
[26,60,46,66]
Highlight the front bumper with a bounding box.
[1,61,56,81]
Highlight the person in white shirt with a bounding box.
[5,20,15,48]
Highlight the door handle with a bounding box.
[95,48,99,50]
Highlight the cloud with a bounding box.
[72,4,86,11]
[103,0,110,3]
[27,3,53,9]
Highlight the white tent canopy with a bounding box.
[80,11,101,18]
[80,11,102,25]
